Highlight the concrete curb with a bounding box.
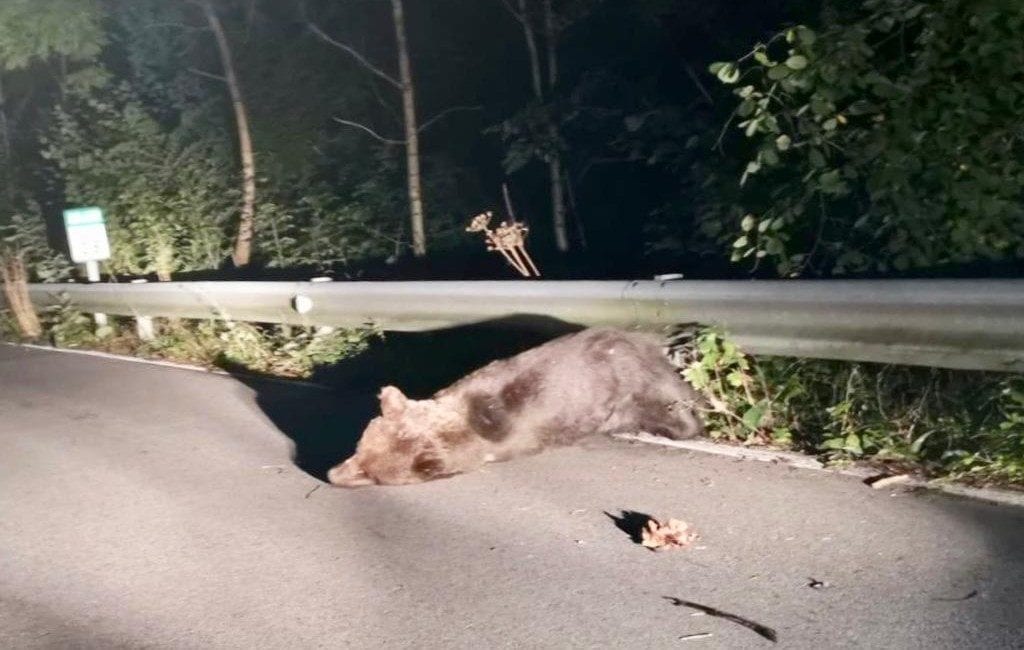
[2,342,331,392]
[614,433,1024,509]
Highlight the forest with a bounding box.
[1,0,1023,483]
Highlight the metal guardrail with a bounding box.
[23,279,1024,372]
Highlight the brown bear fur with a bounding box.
[327,328,703,487]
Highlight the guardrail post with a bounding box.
[83,260,109,329]
[130,279,155,341]
[309,276,334,335]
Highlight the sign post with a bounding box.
[63,207,111,328]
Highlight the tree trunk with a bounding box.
[547,143,568,251]
[541,0,569,252]
[517,0,544,100]
[511,0,569,252]
[0,72,12,207]
[202,1,257,268]
[542,0,558,90]
[1,254,42,339]
[390,0,426,257]
[0,73,10,166]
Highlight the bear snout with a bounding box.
[327,457,375,487]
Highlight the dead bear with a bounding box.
[327,327,704,487]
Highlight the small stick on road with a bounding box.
[664,597,777,643]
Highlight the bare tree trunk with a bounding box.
[541,0,568,252]
[0,72,12,207]
[0,73,10,165]
[390,0,426,257]
[542,0,558,90]
[516,0,544,100]
[547,150,568,251]
[1,254,42,339]
[202,1,257,268]
[509,0,569,251]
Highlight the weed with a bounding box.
[39,294,97,348]
[676,327,1024,485]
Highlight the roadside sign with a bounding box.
[63,207,111,263]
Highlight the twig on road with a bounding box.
[932,589,979,602]
[664,597,778,643]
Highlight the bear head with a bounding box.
[327,386,468,487]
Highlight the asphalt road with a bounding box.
[1,344,1023,649]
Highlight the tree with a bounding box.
[308,1,428,257]
[196,0,257,268]
[390,0,426,258]
[709,0,1024,276]
[497,0,596,253]
[0,0,104,337]
[44,83,235,280]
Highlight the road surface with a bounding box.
[1,344,1022,648]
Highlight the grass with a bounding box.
[675,327,1024,487]
[3,299,378,380]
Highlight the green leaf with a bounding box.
[683,366,710,388]
[785,55,808,70]
[809,148,826,168]
[741,214,756,231]
[708,61,727,75]
[905,3,925,19]
[717,63,740,84]
[742,405,764,430]
[767,65,792,80]
[810,97,830,116]
[846,99,877,116]
[818,169,844,193]
[764,237,785,255]
[775,134,791,151]
[845,433,863,455]
[733,235,749,248]
[795,26,817,46]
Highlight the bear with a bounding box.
[327,327,704,487]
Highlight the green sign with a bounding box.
[63,206,105,227]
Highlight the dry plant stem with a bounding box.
[499,248,527,276]
[505,245,531,277]
[484,228,527,275]
[519,247,540,276]
[502,182,518,221]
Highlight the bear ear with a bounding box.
[327,458,374,488]
[379,385,409,419]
